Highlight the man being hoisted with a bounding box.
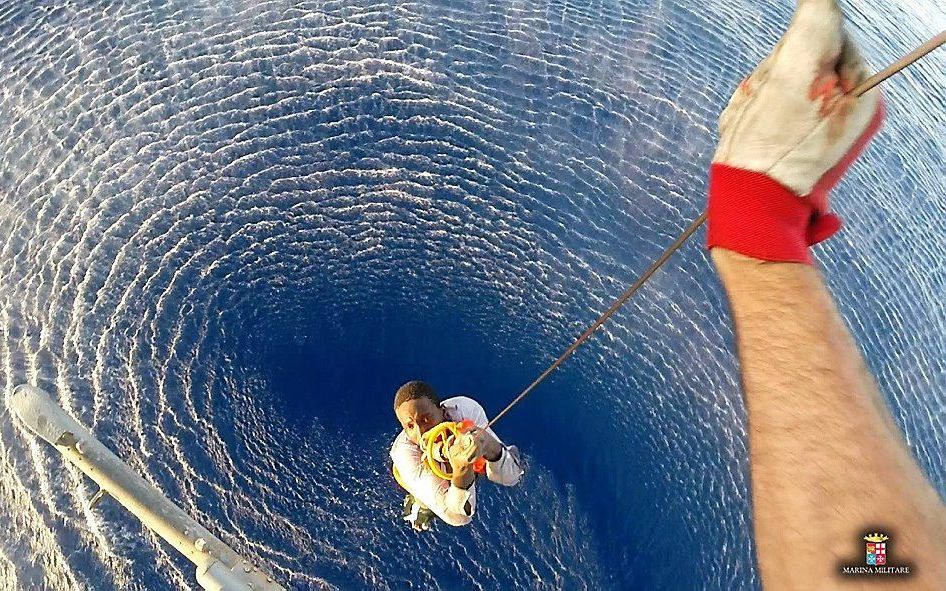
[390,381,523,530]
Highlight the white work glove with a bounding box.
[707,0,885,264]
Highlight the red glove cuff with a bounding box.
[707,99,884,265]
[706,164,839,265]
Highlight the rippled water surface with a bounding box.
[1,0,944,589]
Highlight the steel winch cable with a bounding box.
[485,30,946,430]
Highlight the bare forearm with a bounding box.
[451,468,474,490]
[712,248,945,589]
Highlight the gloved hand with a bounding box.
[467,426,503,462]
[707,0,885,264]
[446,432,480,475]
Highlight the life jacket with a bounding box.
[392,465,408,490]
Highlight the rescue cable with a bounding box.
[484,31,946,431]
[420,32,945,479]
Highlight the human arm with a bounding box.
[707,0,946,587]
[390,433,476,527]
[713,250,946,588]
[461,398,524,487]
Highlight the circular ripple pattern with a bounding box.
[1,1,944,589]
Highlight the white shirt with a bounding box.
[390,396,524,526]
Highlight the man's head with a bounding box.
[394,380,445,445]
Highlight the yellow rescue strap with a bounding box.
[422,419,486,480]
[392,419,487,491]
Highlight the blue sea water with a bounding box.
[0,0,944,589]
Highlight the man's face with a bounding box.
[395,397,444,445]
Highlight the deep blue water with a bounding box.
[0,1,944,589]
